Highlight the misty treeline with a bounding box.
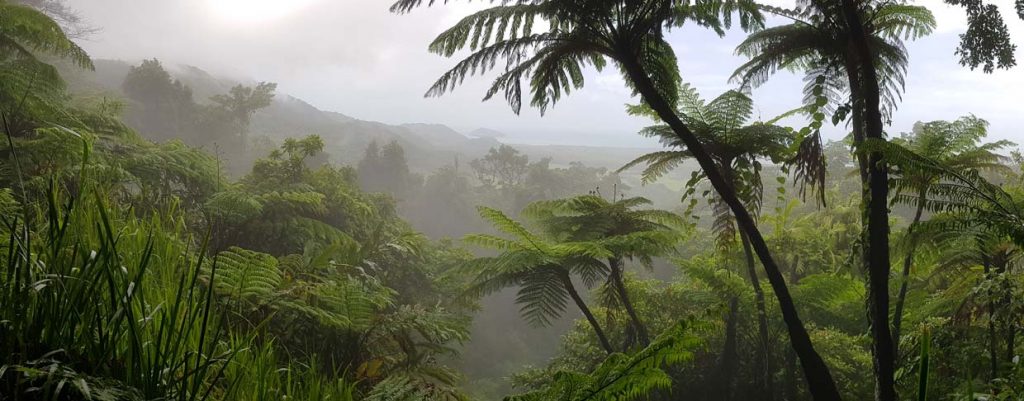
[2,0,1024,401]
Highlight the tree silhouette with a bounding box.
[210,82,277,144]
[622,84,793,399]
[888,116,1013,353]
[392,1,843,397]
[732,2,935,398]
[464,206,616,353]
[524,194,685,349]
[470,144,529,189]
[122,59,197,142]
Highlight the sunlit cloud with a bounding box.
[207,0,321,25]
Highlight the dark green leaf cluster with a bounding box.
[945,0,1021,72]
[397,0,763,115]
[505,321,699,401]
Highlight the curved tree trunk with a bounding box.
[562,273,614,354]
[840,2,897,400]
[892,191,927,357]
[719,296,741,401]
[609,257,650,347]
[742,231,775,401]
[619,56,842,401]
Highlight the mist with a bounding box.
[3,0,1024,400]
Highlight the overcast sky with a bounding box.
[66,0,1023,148]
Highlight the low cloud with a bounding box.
[68,0,1023,146]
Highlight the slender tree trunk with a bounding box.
[845,64,869,186]
[892,192,927,357]
[996,260,1014,366]
[609,257,650,347]
[619,56,841,401]
[839,2,897,400]
[786,255,802,400]
[1008,325,1017,365]
[562,273,614,354]
[983,258,998,380]
[722,161,773,399]
[741,231,775,401]
[719,296,741,401]
[784,349,798,400]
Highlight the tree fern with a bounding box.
[0,1,92,134]
[505,321,700,401]
[678,261,748,300]
[364,375,434,401]
[620,83,797,244]
[793,273,865,333]
[211,246,282,300]
[732,0,935,123]
[204,189,263,225]
[0,2,91,68]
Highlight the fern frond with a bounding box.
[211,247,282,300]
[505,321,700,401]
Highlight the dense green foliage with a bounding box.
[3,1,1024,401]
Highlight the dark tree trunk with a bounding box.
[719,297,741,401]
[785,349,799,401]
[1008,325,1017,365]
[785,255,803,400]
[844,64,869,186]
[609,257,650,347]
[720,160,774,399]
[562,273,614,354]
[742,231,775,401]
[892,191,927,357]
[839,2,897,400]
[619,56,842,401]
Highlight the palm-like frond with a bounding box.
[395,0,762,115]
[211,247,282,300]
[872,4,936,41]
[733,0,934,123]
[619,150,690,185]
[0,2,92,68]
[516,268,571,326]
[732,23,827,89]
[863,138,1024,245]
[505,321,700,401]
[523,194,686,250]
[477,206,542,244]
[887,115,1015,205]
[620,84,796,238]
[463,206,611,327]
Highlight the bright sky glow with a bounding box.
[207,0,318,24]
[71,0,1024,147]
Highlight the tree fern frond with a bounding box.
[211,247,282,300]
[517,269,570,327]
[505,321,700,401]
[0,3,92,68]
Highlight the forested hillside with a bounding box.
[3,0,1024,401]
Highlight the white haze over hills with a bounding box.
[67,0,1024,148]
[68,59,659,174]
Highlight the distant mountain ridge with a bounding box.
[66,59,656,172]
[467,127,506,138]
